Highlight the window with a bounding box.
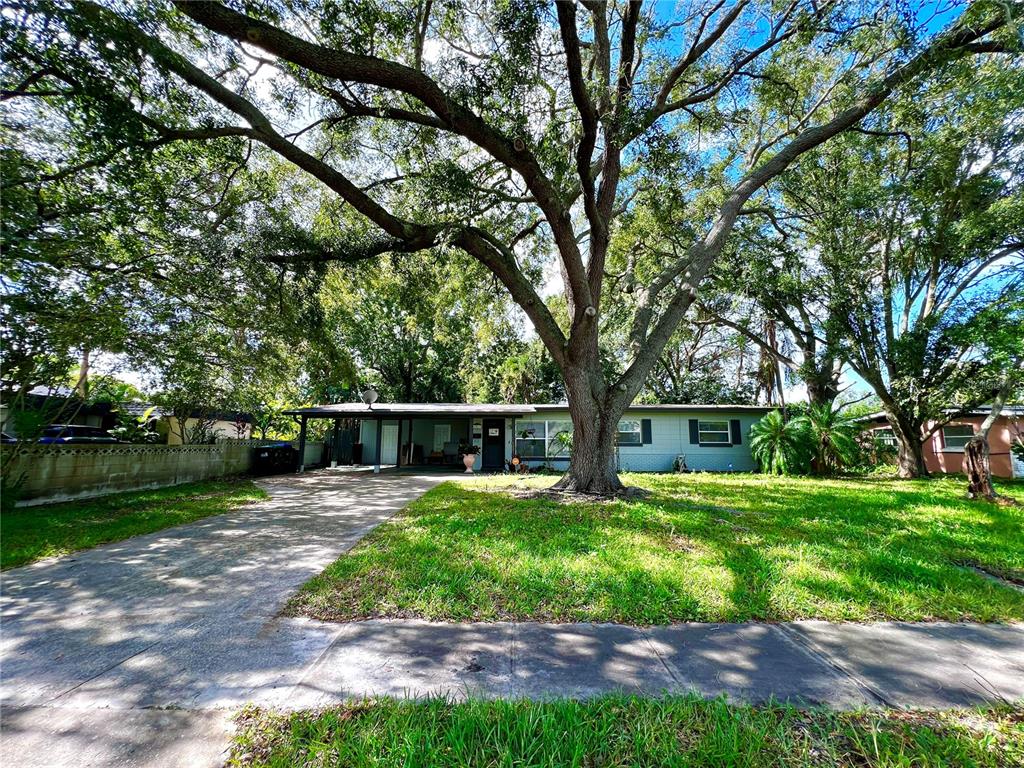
[616,419,642,446]
[515,420,546,458]
[546,420,573,456]
[942,424,974,450]
[699,420,731,445]
[874,428,897,447]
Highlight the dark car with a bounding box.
[38,425,121,444]
[1,432,16,444]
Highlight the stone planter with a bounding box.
[463,453,476,473]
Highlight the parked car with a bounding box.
[1,432,17,443]
[38,425,122,444]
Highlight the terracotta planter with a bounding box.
[463,453,476,473]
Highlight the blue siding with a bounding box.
[519,410,759,472]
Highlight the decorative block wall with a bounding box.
[2,440,317,505]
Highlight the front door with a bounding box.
[381,422,399,465]
[482,418,505,470]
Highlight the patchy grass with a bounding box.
[288,473,1024,624]
[1,478,267,569]
[228,696,1024,768]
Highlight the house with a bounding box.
[122,404,253,445]
[283,402,772,473]
[866,406,1024,479]
[0,386,252,444]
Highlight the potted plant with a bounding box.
[460,443,479,473]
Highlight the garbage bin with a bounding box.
[352,443,363,464]
[251,442,298,476]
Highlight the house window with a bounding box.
[874,428,896,447]
[515,420,547,458]
[699,420,731,445]
[546,420,573,456]
[515,420,575,458]
[616,419,642,446]
[942,424,974,450]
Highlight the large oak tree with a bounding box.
[2,0,1017,492]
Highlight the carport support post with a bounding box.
[374,417,382,474]
[297,415,308,473]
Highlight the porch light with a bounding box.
[360,387,379,407]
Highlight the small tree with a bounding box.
[794,404,863,475]
[750,411,809,476]
[109,406,161,444]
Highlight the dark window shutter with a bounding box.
[730,419,742,445]
[689,419,699,444]
[641,418,652,445]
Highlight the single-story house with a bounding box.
[0,386,251,444]
[866,406,1024,479]
[283,402,772,473]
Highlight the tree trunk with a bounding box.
[804,365,839,409]
[894,433,928,478]
[883,410,928,479]
[963,372,1014,501]
[75,348,90,399]
[551,368,625,495]
[964,435,996,500]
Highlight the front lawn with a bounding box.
[1,478,267,569]
[288,473,1024,624]
[229,696,1024,768]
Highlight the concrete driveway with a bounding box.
[3,469,1023,767]
[0,470,450,768]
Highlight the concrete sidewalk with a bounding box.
[2,471,1022,767]
[1,470,452,768]
[4,618,1022,768]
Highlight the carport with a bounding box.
[283,402,537,473]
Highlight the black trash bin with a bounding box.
[252,442,298,476]
[352,443,363,465]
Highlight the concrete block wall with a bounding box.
[3,439,297,506]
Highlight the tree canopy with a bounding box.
[2,0,1021,490]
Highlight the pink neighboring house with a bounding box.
[868,406,1024,479]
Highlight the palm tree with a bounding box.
[750,410,809,475]
[795,404,862,475]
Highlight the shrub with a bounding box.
[750,410,809,475]
[793,403,863,475]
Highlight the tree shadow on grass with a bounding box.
[295,476,1024,624]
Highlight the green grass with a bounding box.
[288,473,1024,624]
[228,696,1024,768]
[1,478,267,569]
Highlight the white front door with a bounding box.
[433,424,451,452]
[381,423,399,465]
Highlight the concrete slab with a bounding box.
[787,621,1024,707]
[0,471,450,765]
[0,706,232,768]
[645,623,873,707]
[512,623,675,698]
[300,619,513,703]
[49,616,346,711]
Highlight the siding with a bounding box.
[518,410,759,472]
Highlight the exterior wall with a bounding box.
[356,418,473,464]
[165,417,252,445]
[4,440,256,505]
[869,415,1022,478]
[407,418,471,454]
[924,416,1017,478]
[514,409,760,472]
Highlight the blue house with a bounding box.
[284,403,771,473]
